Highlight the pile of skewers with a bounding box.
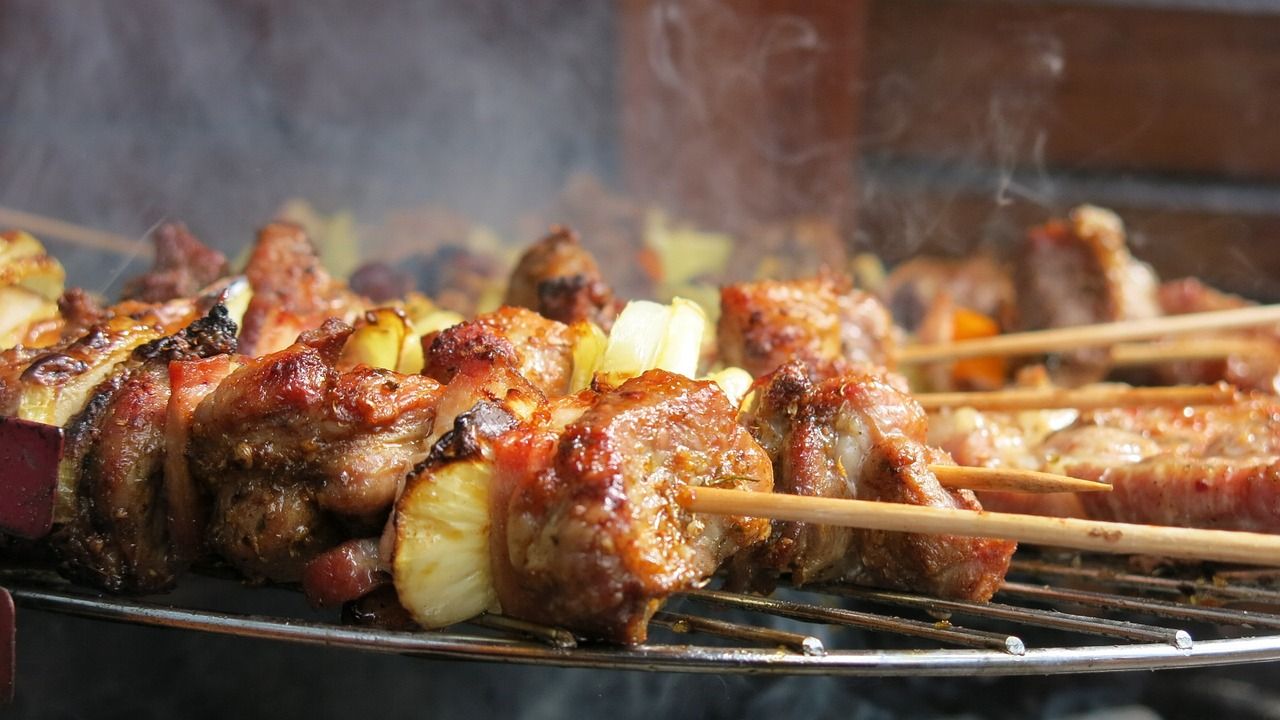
[3,203,1280,646]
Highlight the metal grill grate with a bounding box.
[6,553,1280,676]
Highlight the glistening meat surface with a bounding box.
[187,319,441,582]
[717,274,896,379]
[491,370,773,644]
[733,363,1015,602]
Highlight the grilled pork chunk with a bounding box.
[932,395,1280,534]
[732,362,1016,602]
[51,305,239,592]
[238,222,364,357]
[1152,277,1280,393]
[188,319,442,582]
[503,227,622,329]
[423,306,575,398]
[490,370,773,644]
[121,222,230,303]
[1015,206,1160,383]
[717,274,896,380]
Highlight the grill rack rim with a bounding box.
[9,559,1280,677]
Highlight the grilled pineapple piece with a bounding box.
[567,320,607,393]
[340,307,412,372]
[587,297,708,387]
[16,317,165,426]
[0,286,58,348]
[339,303,468,374]
[393,456,499,628]
[0,231,66,347]
[0,230,66,298]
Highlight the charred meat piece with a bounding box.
[732,362,1015,602]
[881,256,1015,334]
[121,222,230,303]
[50,305,238,592]
[187,319,442,582]
[423,306,574,398]
[1015,206,1160,382]
[491,370,773,644]
[717,274,896,379]
[504,227,622,329]
[238,222,364,357]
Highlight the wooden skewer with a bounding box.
[899,304,1280,363]
[0,206,152,258]
[1109,338,1278,367]
[915,383,1238,412]
[929,465,1109,493]
[681,486,1280,567]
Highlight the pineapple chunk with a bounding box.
[567,320,607,393]
[0,286,57,348]
[392,457,498,628]
[704,366,754,409]
[340,308,411,372]
[589,297,708,387]
[0,230,66,300]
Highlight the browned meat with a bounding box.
[1152,277,1280,393]
[1069,397,1280,458]
[1016,206,1160,383]
[164,354,237,564]
[504,227,622,329]
[50,305,239,592]
[717,274,896,379]
[881,256,1015,333]
[302,537,389,608]
[931,395,1280,533]
[926,404,1088,519]
[490,370,773,644]
[529,173,652,299]
[348,261,415,304]
[1069,458,1280,532]
[188,319,442,582]
[238,222,364,357]
[732,363,1015,601]
[423,306,574,398]
[121,222,230,303]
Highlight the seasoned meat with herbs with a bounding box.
[731,362,1015,602]
[1015,206,1160,383]
[423,306,574,398]
[187,319,442,582]
[121,222,229,303]
[717,274,896,379]
[931,394,1280,533]
[490,370,773,644]
[504,227,621,329]
[238,222,364,356]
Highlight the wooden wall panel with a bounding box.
[862,1,1280,181]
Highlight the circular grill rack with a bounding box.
[7,555,1280,677]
